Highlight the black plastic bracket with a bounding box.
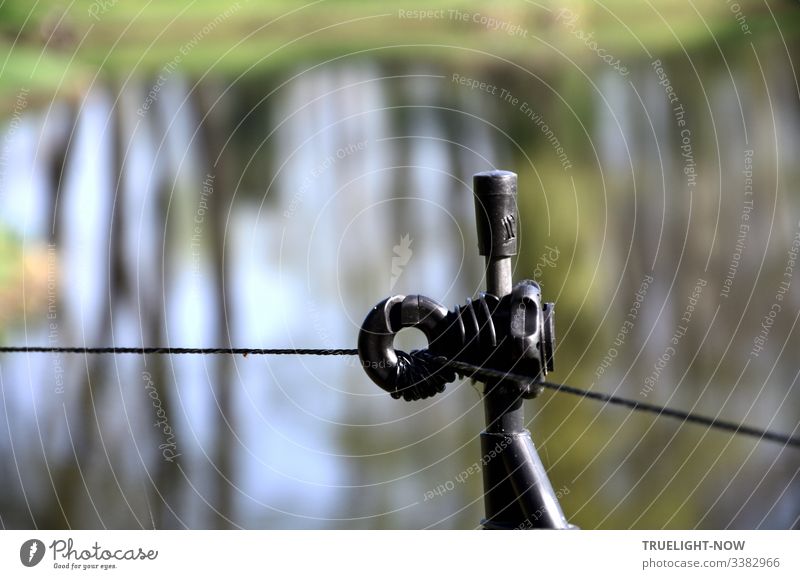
[357,280,555,401]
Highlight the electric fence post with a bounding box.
[356,169,573,529]
[472,170,571,529]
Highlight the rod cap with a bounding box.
[472,171,518,258]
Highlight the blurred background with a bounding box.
[0,0,799,529]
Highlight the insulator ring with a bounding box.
[357,280,554,401]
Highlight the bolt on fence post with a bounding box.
[472,170,571,529]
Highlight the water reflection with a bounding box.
[1,49,798,528]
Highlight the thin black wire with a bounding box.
[0,345,797,449]
[0,346,357,356]
[438,357,800,449]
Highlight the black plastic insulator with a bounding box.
[473,171,519,258]
[357,280,554,401]
[357,295,450,401]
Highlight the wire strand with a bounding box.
[0,346,358,356]
[1,345,797,449]
[437,357,800,449]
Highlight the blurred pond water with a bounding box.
[1,44,799,528]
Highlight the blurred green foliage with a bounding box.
[2,0,798,112]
